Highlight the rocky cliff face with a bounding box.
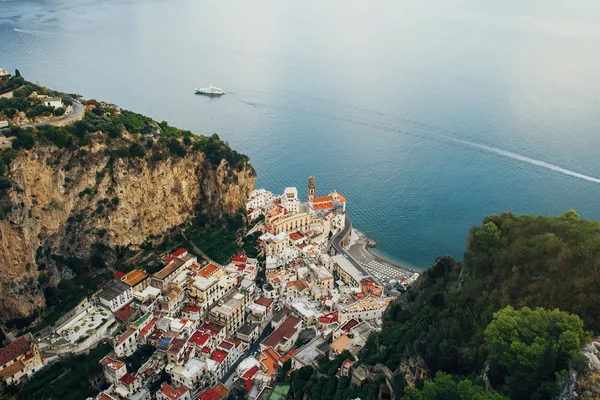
[0,136,255,323]
[559,338,600,400]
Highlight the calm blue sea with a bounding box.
[2,0,600,270]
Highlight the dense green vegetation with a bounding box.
[485,306,589,399]
[361,211,600,399]
[10,343,111,400]
[184,212,257,264]
[0,73,70,119]
[402,372,508,400]
[281,352,384,400]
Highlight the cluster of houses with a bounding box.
[0,175,419,400]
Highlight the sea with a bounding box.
[2,0,600,270]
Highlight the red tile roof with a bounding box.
[119,373,137,385]
[0,360,24,378]
[340,318,360,332]
[114,304,133,322]
[289,232,304,241]
[213,383,229,399]
[219,340,234,350]
[0,336,33,366]
[171,248,187,257]
[199,388,219,400]
[211,349,228,363]
[117,327,138,345]
[200,321,225,335]
[319,311,338,324]
[167,338,186,354]
[189,331,210,347]
[159,382,189,400]
[262,316,301,348]
[242,365,259,380]
[312,195,333,203]
[114,271,126,279]
[183,305,201,313]
[255,296,273,308]
[232,254,247,264]
[314,202,333,210]
[141,318,158,337]
[199,263,218,277]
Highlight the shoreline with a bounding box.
[346,228,419,283]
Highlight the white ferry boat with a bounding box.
[194,85,225,96]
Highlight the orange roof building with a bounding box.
[121,269,149,290]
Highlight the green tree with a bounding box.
[484,306,590,399]
[402,372,508,400]
[53,107,65,116]
[12,131,34,150]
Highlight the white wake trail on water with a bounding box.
[445,137,600,184]
[241,92,600,185]
[14,28,57,35]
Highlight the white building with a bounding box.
[114,327,139,358]
[170,357,208,391]
[331,254,367,287]
[42,97,63,109]
[281,187,300,214]
[99,356,127,385]
[99,280,133,312]
[246,189,275,212]
[338,297,393,325]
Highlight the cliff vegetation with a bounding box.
[0,75,255,329]
[359,211,600,399]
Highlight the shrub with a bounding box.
[53,107,65,116]
[12,131,35,150]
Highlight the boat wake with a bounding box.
[14,28,57,35]
[444,137,600,184]
[261,88,600,186]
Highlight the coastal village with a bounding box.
[0,176,418,400]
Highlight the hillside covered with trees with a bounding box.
[359,211,600,399]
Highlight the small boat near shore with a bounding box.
[194,85,225,96]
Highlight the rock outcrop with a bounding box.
[0,135,255,323]
[559,338,600,400]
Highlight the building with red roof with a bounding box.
[189,330,210,349]
[210,349,228,364]
[260,315,302,354]
[0,333,43,386]
[199,383,229,400]
[171,248,188,258]
[231,253,247,264]
[242,365,260,390]
[117,373,140,395]
[156,382,190,400]
[319,311,338,326]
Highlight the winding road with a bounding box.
[330,216,371,278]
[24,100,85,128]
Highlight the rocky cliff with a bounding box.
[560,338,600,400]
[0,132,255,323]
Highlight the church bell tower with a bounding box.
[308,176,315,202]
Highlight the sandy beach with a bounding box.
[346,228,417,283]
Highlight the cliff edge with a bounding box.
[0,92,255,324]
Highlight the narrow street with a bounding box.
[221,324,273,387]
